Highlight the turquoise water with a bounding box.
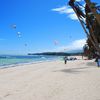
[0,55,59,68]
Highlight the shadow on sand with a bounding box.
[53,63,95,74]
[86,61,96,67]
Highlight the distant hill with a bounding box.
[28,51,83,56]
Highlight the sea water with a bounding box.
[0,55,59,68]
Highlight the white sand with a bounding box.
[0,57,100,100]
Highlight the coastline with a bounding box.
[0,55,60,69]
[0,56,100,100]
[0,59,59,69]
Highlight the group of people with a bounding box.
[63,55,100,67]
[63,56,77,64]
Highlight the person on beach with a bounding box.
[95,54,100,67]
[96,56,100,67]
[64,56,68,64]
[97,58,100,67]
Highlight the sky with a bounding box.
[0,0,99,55]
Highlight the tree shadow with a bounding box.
[86,61,96,67]
[53,66,94,74]
[57,68,81,74]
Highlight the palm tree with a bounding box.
[68,0,100,56]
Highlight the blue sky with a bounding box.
[0,0,99,55]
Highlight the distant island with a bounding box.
[28,52,83,56]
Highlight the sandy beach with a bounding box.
[0,57,100,100]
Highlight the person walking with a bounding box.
[95,54,100,67]
[64,56,68,64]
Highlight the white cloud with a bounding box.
[76,0,82,1]
[68,13,78,20]
[69,38,86,50]
[53,38,86,52]
[38,39,86,53]
[76,0,84,1]
[52,0,85,20]
[52,5,78,20]
[52,6,74,14]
